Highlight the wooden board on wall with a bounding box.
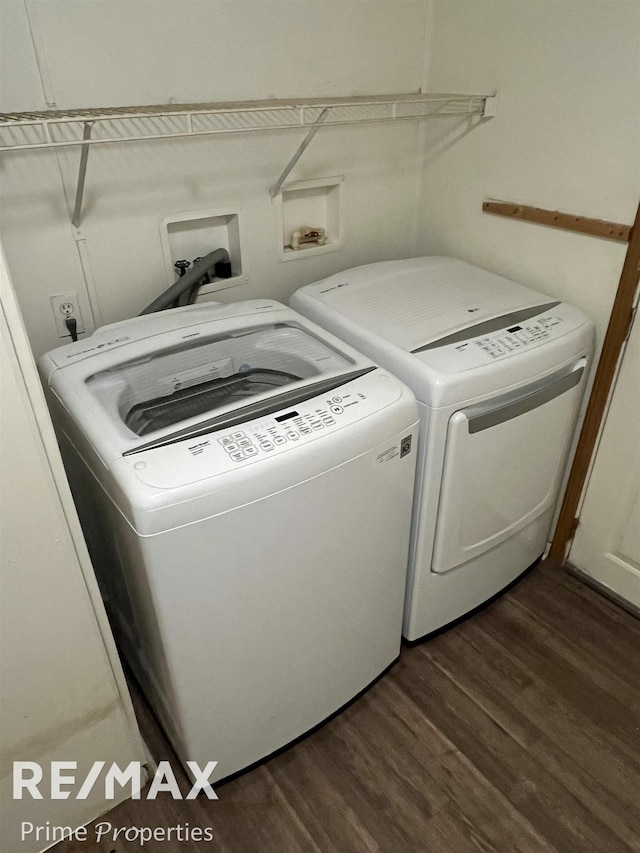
[482,200,631,243]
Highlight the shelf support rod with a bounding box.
[72,121,93,228]
[270,108,329,199]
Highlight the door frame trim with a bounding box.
[549,199,640,563]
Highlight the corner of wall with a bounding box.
[409,0,437,258]
[420,0,436,94]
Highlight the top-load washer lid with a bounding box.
[40,300,376,463]
[294,256,557,352]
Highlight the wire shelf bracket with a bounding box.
[71,122,93,228]
[270,108,330,199]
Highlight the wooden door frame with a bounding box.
[549,199,640,563]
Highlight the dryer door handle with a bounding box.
[466,360,586,434]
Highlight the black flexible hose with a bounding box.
[139,248,230,315]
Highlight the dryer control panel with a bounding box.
[420,304,588,374]
[473,315,563,359]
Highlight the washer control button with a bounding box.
[330,404,343,415]
[244,446,258,457]
[230,451,245,462]
[274,436,287,445]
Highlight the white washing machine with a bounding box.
[291,257,595,641]
[39,300,418,782]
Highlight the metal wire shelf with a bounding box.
[0,92,497,227]
[0,93,496,152]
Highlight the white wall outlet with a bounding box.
[50,292,85,338]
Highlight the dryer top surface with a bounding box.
[292,257,553,352]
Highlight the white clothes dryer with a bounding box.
[291,257,595,641]
[39,300,418,782]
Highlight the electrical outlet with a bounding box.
[50,292,85,339]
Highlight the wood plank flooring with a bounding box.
[51,562,640,853]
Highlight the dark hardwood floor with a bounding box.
[53,562,640,852]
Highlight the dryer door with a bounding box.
[431,359,586,574]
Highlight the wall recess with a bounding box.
[275,177,343,261]
[160,208,247,295]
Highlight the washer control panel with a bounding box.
[126,370,411,489]
[216,395,348,463]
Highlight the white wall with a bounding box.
[5,0,428,109]
[2,1,637,357]
[0,0,430,358]
[418,0,639,347]
[0,248,147,853]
